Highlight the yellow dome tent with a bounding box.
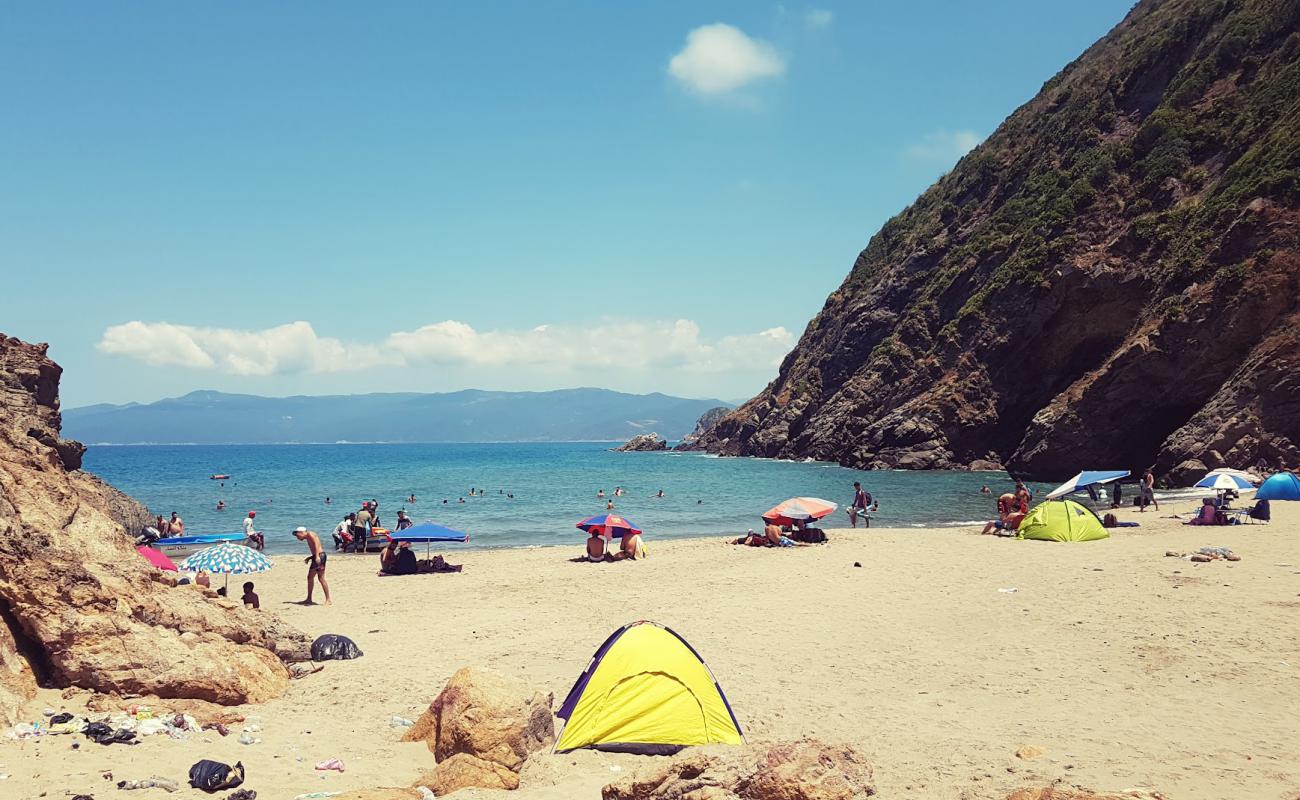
[555,621,744,754]
[1017,498,1109,542]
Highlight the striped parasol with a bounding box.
[178,542,273,589]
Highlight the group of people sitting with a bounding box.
[1184,496,1270,525]
[733,518,828,547]
[379,539,461,575]
[584,530,646,562]
[980,482,1034,536]
[331,501,415,552]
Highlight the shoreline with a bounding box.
[5,500,1298,799]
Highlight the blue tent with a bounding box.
[1256,472,1300,502]
[1045,470,1130,500]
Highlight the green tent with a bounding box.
[1017,499,1108,542]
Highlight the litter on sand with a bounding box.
[998,587,1019,593]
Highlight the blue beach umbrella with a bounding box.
[178,542,273,590]
[1256,472,1300,502]
[1194,472,1256,491]
[389,521,469,559]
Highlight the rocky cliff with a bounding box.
[699,0,1300,481]
[611,433,669,452]
[673,406,732,451]
[0,334,312,723]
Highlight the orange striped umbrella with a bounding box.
[761,497,838,526]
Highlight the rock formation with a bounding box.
[602,739,876,800]
[674,406,732,451]
[403,666,555,791]
[697,0,1300,481]
[0,334,311,722]
[612,432,669,452]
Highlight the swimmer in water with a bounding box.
[407,494,417,503]
[655,489,664,498]
[216,500,225,511]
[606,500,615,510]
[325,496,332,505]
[458,497,466,504]
[597,489,606,499]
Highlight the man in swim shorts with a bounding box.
[293,526,331,605]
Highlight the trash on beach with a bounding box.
[289,663,325,679]
[83,721,138,746]
[292,793,341,799]
[415,787,436,800]
[998,588,1019,593]
[314,758,345,772]
[238,732,260,745]
[310,634,363,662]
[389,716,414,728]
[117,777,180,792]
[224,790,257,800]
[188,759,245,792]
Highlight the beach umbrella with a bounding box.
[576,514,642,539]
[390,521,470,559]
[136,546,178,572]
[1206,467,1260,483]
[178,542,273,590]
[1256,472,1300,502]
[1045,470,1130,500]
[761,497,838,526]
[1193,472,1255,491]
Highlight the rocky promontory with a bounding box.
[611,432,669,452]
[673,406,731,451]
[697,0,1300,482]
[0,334,312,723]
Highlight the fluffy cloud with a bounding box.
[905,129,984,162]
[668,23,786,94]
[99,319,795,377]
[805,9,833,30]
[98,321,393,376]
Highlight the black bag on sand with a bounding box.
[311,634,363,661]
[189,759,244,792]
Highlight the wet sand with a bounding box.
[4,497,1299,799]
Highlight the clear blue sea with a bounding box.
[83,443,1047,555]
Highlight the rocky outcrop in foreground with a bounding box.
[612,433,669,452]
[698,0,1300,482]
[602,739,876,800]
[0,334,311,722]
[403,666,555,793]
[674,406,732,451]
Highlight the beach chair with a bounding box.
[1235,499,1270,524]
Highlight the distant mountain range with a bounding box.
[64,389,732,445]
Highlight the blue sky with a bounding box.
[1,1,1136,407]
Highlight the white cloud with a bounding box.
[905,129,983,163]
[805,9,833,30]
[97,321,393,376]
[99,319,795,377]
[668,23,786,94]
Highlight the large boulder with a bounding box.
[403,666,554,776]
[602,739,875,800]
[612,433,668,452]
[0,334,311,706]
[420,753,521,794]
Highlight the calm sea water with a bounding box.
[83,443,1047,555]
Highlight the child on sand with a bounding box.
[242,581,260,609]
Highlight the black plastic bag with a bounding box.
[311,634,363,661]
[82,721,137,745]
[188,760,244,792]
[50,712,74,724]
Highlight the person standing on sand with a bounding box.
[243,510,265,551]
[293,527,331,605]
[1140,470,1158,512]
[847,481,872,528]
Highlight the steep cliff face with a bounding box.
[674,406,732,451]
[0,335,312,722]
[700,0,1300,481]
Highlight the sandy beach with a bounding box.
[3,498,1299,799]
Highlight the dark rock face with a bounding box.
[674,406,733,451]
[612,433,669,452]
[699,0,1300,481]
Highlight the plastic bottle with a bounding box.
[389,716,414,728]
